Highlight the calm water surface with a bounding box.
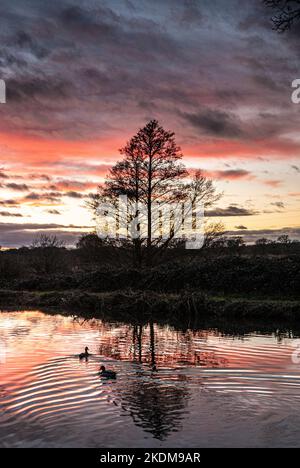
[1,310,300,447]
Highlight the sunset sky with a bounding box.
[0,0,300,247]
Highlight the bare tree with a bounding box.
[203,221,226,249]
[31,234,65,249]
[89,120,221,266]
[264,0,300,31]
[30,234,65,274]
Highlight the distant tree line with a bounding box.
[0,231,300,298]
[0,231,299,283]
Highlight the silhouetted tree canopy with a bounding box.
[264,0,300,31]
[90,120,221,266]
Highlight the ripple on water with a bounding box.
[1,311,300,447]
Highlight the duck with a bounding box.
[99,365,117,379]
[79,346,90,359]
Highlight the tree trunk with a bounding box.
[146,150,153,264]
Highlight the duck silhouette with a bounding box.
[99,365,117,379]
[79,346,90,359]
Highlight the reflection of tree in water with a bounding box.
[106,322,193,441]
[98,321,191,440]
[98,320,226,368]
[120,372,189,441]
[97,320,229,439]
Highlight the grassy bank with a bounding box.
[1,289,299,326]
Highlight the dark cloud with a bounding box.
[271,201,285,209]
[46,209,61,215]
[29,174,52,181]
[206,205,257,217]
[177,0,203,26]
[182,109,243,138]
[13,31,48,59]
[24,192,61,202]
[0,223,90,232]
[215,169,252,180]
[291,165,300,173]
[0,171,9,179]
[6,183,29,191]
[64,191,84,199]
[238,3,271,32]
[0,222,93,248]
[251,73,282,92]
[0,199,19,207]
[60,5,119,30]
[7,76,71,103]
[0,211,23,217]
[195,168,253,181]
[54,179,96,190]
[0,0,298,145]
[235,225,248,230]
[24,192,44,201]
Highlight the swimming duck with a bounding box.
[99,365,116,379]
[79,346,90,359]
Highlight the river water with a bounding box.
[1,310,300,447]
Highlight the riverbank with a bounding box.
[0,289,299,326]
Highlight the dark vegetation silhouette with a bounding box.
[0,232,299,298]
[29,234,67,274]
[264,0,300,31]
